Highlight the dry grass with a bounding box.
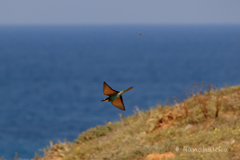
[32,83,240,160]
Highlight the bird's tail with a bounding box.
[119,86,134,95]
[122,86,133,94]
[125,87,133,92]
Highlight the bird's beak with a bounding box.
[101,99,109,102]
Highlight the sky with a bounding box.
[0,0,240,25]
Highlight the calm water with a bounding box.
[0,25,240,159]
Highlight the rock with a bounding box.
[144,152,175,160]
[184,124,193,130]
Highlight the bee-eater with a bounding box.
[101,82,133,111]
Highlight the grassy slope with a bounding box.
[34,83,240,160]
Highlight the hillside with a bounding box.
[33,83,240,160]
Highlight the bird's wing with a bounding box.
[111,96,125,111]
[103,82,119,96]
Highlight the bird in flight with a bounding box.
[101,82,133,111]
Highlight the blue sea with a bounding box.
[0,24,240,159]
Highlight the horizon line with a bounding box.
[0,23,240,26]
